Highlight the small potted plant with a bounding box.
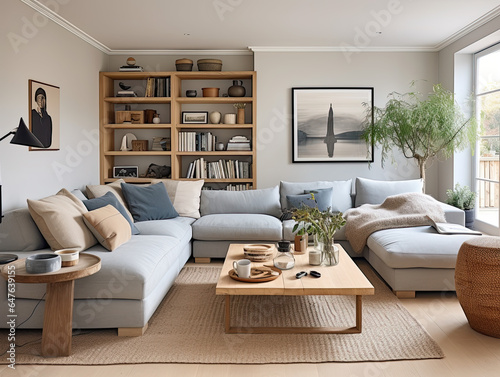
[446,183,476,228]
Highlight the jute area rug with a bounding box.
[3,260,443,365]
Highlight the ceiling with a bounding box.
[25,0,500,53]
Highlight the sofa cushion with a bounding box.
[83,191,139,235]
[121,182,178,222]
[27,189,97,252]
[83,205,132,251]
[367,226,479,269]
[287,187,333,211]
[355,177,423,207]
[151,179,204,218]
[86,179,133,220]
[280,180,352,213]
[134,217,195,245]
[0,208,48,251]
[200,186,281,217]
[192,214,282,241]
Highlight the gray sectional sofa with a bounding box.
[0,177,479,334]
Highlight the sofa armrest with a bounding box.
[439,202,465,226]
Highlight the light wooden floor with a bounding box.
[3,262,500,377]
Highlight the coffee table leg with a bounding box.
[356,295,362,332]
[225,295,231,333]
[41,280,74,357]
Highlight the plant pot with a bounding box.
[465,209,475,229]
[294,234,308,252]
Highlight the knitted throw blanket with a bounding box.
[344,193,446,254]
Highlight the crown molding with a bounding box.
[433,5,500,51]
[106,49,252,56]
[248,46,437,53]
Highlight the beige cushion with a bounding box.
[86,179,133,220]
[152,179,204,218]
[27,188,97,252]
[83,205,131,251]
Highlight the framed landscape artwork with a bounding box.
[29,79,60,151]
[292,87,374,163]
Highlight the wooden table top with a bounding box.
[216,243,374,296]
[0,253,101,284]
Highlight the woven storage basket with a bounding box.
[197,59,222,71]
[455,236,500,338]
[175,58,193,71]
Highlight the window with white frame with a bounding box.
[475,43,500,229]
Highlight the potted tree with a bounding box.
[446,183,477,228]
[362,83,478,190]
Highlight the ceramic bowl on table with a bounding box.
[25,254,61,274]
[54,249,80,267]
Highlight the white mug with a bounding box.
[233,259,251,278]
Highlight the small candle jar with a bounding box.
[309,250,321,266]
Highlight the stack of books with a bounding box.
[202,184,253,191]
[119,65,144,72]
[145,77,170,97]
[226,136,251,151]
[178,131,216,152]
[185,158,251,179]
[116,90,137,97]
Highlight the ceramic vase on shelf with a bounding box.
[153,114,161,124]
[228,80,246,97]
[209,111,221,124]
[315,237,339,266]
[237,108,245,124]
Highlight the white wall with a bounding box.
[1,0,107,211]
[254,51,439,196]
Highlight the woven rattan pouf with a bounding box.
[455,236,500,338]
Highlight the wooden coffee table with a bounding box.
[216,243,374,334]
[1,253,101,357]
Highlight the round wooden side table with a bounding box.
[1,253,101,357]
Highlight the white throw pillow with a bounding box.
[151,179,204,218]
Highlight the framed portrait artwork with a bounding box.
[29,79,60,151]
[292,87,374,163]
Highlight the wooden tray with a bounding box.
[229,266,282,283]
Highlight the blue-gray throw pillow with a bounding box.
[83,191,140,235]
[121,182,178,222]
[287,187,333,212]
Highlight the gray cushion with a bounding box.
[200,186,281,217]
[192,214,282,241]
[367,226,479,269]
[287,187,333,211]
[134,217,195,245]
[354,177,423,207]
[279,180,352,212]
[83,191,139,235]
[121,182,178,222]
[0,208,48,251]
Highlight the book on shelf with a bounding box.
[185,158,251,179]
[426,216,481,235]
[119,66,144,72]
[145,77,170,97]
[226,135,251,151]
[116,90,137,97]
[178,131,216,152]
[201,184,253,191]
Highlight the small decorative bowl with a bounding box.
[26,254,61,274]
[197,59,222,71]
[186,90,197,97]
[54,249,80,267]
[202,87,220,97]
[175,58,193,71]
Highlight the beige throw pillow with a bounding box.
[27,188,97,252]
[151,179,204,218]
[85,179,133,220]
[83,205,131,251]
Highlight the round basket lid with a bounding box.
[197,59,222,64]
[176,58,193,64]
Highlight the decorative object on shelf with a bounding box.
[186,90,197,97]
[273,242,295,270]
[132,140,148,151]
[113,166,138,178]
[54,249,79,267]
[202,87,220,97]
[25,254,61,274]
[119,57,143,72]
[226,135,250,151]
[446,183,476,228]
[152,137,171,151]
[228,80,246,97]
[197,58,222,71]
[29,79,60,151]
[144,109,156,123]
[182,111,208,124]
[145,163,171,178]
[119,133,137,151]
[115,110,144,124]
[175,58,193,71]
[292,87,374,163]
[361,83,477,186]
[119,82,131,90]
[224,113,236,124]
[216,142,225,151]
[153,113,161,124]
[209,111,222,124]
[127,57,136,65]
[233,103,246,124]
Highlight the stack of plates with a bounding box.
[243,244,274,262]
